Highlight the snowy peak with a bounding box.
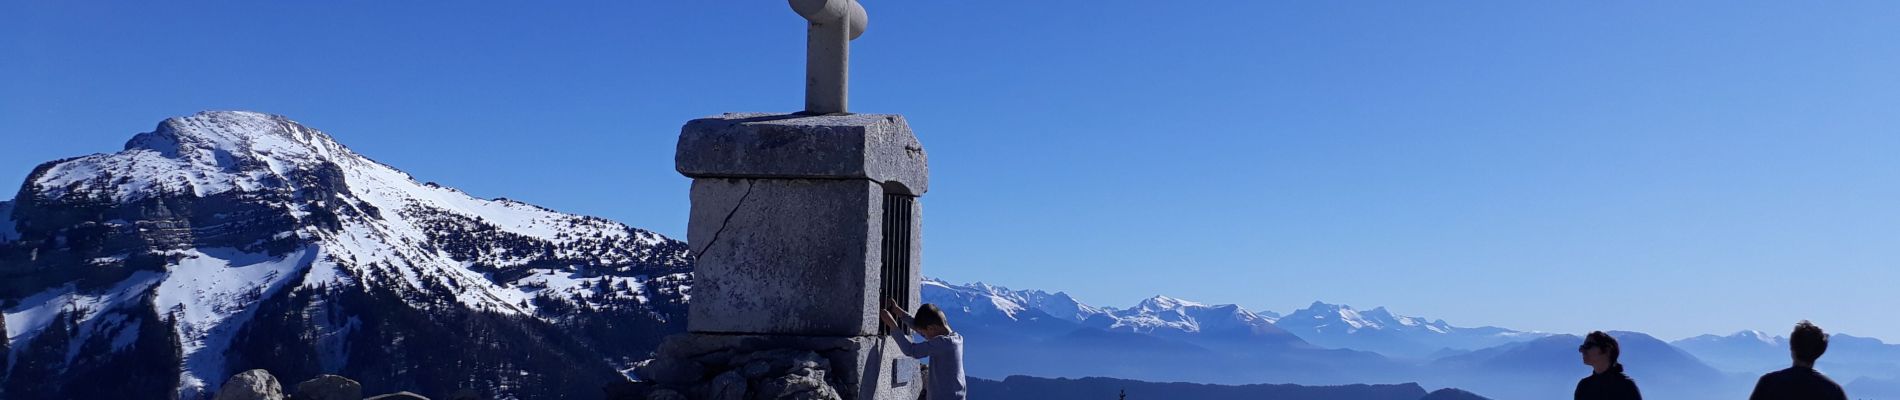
[1136,295,1205,312]
[1733,329,1782,345]
[922,279,1029,319]
[29,110,388,203]
[922,278,1105,323]
[1276,301,1545,358]
[1283,301,1451,333]
[919,280,1304,347]
[128,111,347,159]
[1286,301,1384,331]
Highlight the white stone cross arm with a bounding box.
[790,0,867,115]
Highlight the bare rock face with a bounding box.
[619,335,853,400]
[294,375,363,400]
[708,371,747,400]
[214,369,286,400]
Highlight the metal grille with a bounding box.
[880,193,915,334]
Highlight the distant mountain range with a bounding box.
[925,279,1546,362]
[970,375,1490,400]
[1672,330,1900,383]
[925,279,1900,400]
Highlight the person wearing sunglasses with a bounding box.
[1574,331,1643,400]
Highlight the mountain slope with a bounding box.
[0,111,691,399]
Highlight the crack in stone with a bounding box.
[694,180,754,259]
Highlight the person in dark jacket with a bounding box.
[1575,331,1642,400]
[1748,320,1849,400]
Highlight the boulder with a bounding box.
[753,367,838,400]
[293,375,363,400]
[634,357,705,386]
[707,370,747,400]
[214,369,285,400]
[364,392,429,400]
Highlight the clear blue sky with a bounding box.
[5,1,1899,341]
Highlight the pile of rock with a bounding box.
[212,370,477,400]
[614,335,874,400]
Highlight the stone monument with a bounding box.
[627,1,928,399]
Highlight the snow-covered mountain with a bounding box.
[922,279,1419,385]
[0,111,691,399]
[922,279,1301,347]
[1276,302,1547,359]
[1670,330,1790,374]
[923,282,1541,360]
[923,279,1104,323]
[1084,295,1305,348]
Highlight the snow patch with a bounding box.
[3,269,165,374]
[152,246,316,399]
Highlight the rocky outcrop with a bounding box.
[214,369,285,400]
[293,375,363,400]
[212,370,465,400]
[617,335,864,400]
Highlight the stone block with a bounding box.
[686,179,920,336]
[677,113,928,195]
[293,375,362,400]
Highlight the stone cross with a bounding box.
[790,0,867,115]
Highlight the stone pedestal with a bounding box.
[651,112,926,400]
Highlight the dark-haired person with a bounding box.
[1575,331,1643,400]
[1747,321,1849,400]
[881,298,967,400]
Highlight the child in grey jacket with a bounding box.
[881,299,967,400]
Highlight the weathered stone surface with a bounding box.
[687,178,924,336]
[637,333,920,400]
[214,369,285,400]
[753,367,839,400]
[708,370,748,400]
[293,375,362,400]
[634,356,707,386]
[364,392,429,400]
[677,113,928,194]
